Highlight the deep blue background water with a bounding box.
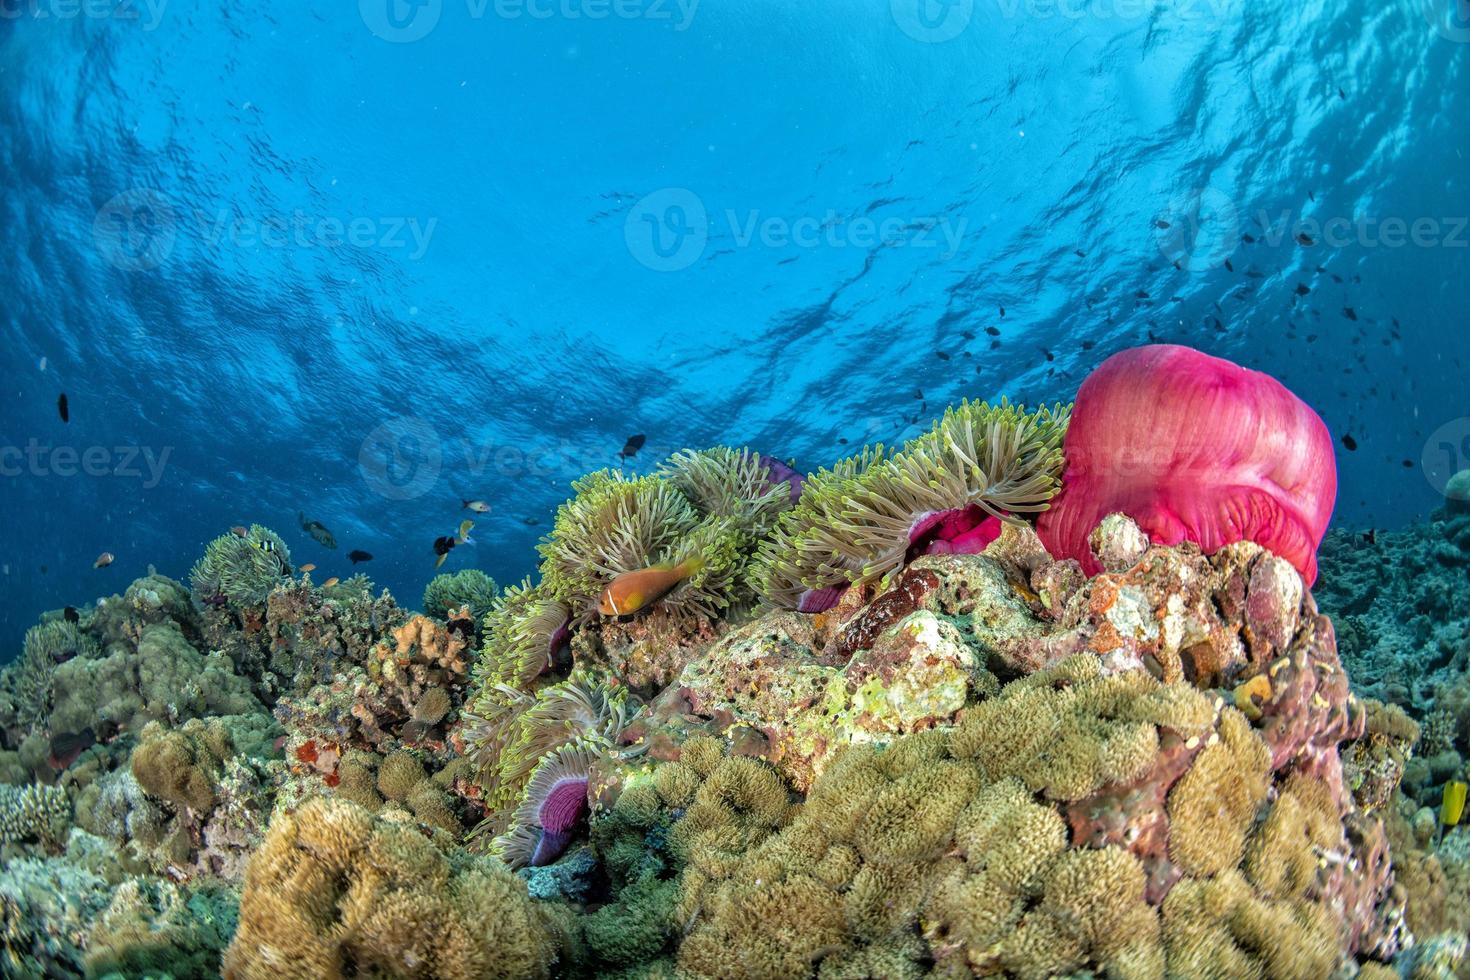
[2,0,1468,657]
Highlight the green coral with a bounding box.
[0,621,100,740]
[475,578,571,691]
[189,524,291,607]
[750,447,889,609]
[423,568,498,621]
[536,469,752,621]
[461,671,638,845]
[657,446,795,538]
[752,400,1069,608]
[48,622,263,738]
[0,851,115,976]
[83,878,237,979]
[539,470,700,608]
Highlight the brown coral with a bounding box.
[223,797,566,979]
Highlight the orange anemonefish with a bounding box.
[597,557,704,617]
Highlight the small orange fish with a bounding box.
[598,557,704,616]
[322,576,340,588]
[299,563,316,573]
[93,552,114,569]
[230,526,247,538]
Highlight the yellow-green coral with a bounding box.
[538,470,701,609]
[223,797,567,979]
[750,447,890,609]
[461,671,637,840]
[422,568,498,622]
[586,739,798,972]
[537,468,762,622]
[189,525,291,607]
[657,446,795,537]
[475,578,570,691]
[949,654,1216,801]
[1165,706,1271,877]
[751,400,1068,608]
[130,719,236,814]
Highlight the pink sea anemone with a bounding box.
[795,506,1004,612]
[494,742,597,869]
[1035,344,1336,584]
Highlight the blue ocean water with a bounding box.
[1,0,1467,655]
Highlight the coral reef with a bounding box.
[6,374,1470,978]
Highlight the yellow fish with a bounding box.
[322,576,340,588]
[299,563,316,573]
[1443,780,1467,829]
[598,557,704,616]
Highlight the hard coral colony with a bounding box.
[0,343,1465,979]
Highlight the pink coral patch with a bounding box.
[1036,345,1336,584]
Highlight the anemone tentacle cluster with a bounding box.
[752,399,1069,611]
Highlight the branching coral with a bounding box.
[190,525,292,608]
[422,569,498,623]
[752,400,1068,611]
[222,797,569,979]
[0,783,71,849]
